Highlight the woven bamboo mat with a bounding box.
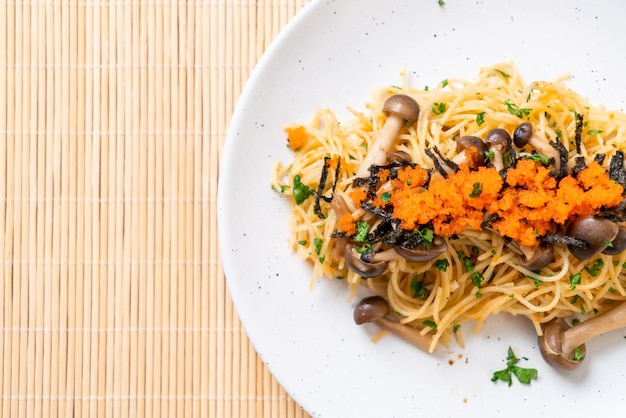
[0,1,310,417]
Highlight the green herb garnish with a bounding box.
[432,102,447,115]
[410,275,428,300]
[470,182,483,198]
[476,111,486,126]
[292,175,315,205]
[491,346,538,387]
[584,258,604,277]
[355,221,370,243]
[504,99,531,118]
[569,272,582,290]
[434,259,450,272]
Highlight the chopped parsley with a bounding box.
[355,221,370,243]
[587,129,604,135]
[292,175,315,205]
[380,191,392,203]
[573,347,585,362]
[410,275,428,300]
[453,324,461,333]
[313,238,323,255]
[441,79,449,88]
[584,258,604,277]
[434,258,450,272]
[569,272,582,290]
[524,153,549,165]
[504,99,531,118]
[458,251,474,272]
[470,182,483,198]
[476,111,486,126]
[471,271,485,288]
[495,69,510,78]
[414,228,434,249]
[432,102,447,115]
[423,319,437,329]
[491,346,538,387]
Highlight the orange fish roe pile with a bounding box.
[285,125,308,151]
[390,164,503,237]
[337,213,356,235]
[371,159,624,247]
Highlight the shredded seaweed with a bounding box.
[543,233,588,248]
[572,156,587,177]
[314,156,341,218]
[425,147,450,178]
[574,112,583,154]
[550,140,569,179]
[609,150,626,193]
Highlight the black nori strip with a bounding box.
[571,156,587,177]
[609,150,626,193]
[433,146,459,173]
[425,147,449,178]
[574,112,583,154]
[594,153,606,165]
[542,233,588,248]
[314,156,341,218]
[550,140,569,179]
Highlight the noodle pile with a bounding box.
[271,62,626,352]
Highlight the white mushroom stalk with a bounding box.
[513,122,561,172]
[539,301,626,369]
[356,94,420,178]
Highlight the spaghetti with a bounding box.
[271,62,626,353]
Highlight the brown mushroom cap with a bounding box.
[519,243,554,271]
[393,236,448,263]
[353,295,390,325]
[513,122,533,148]
[344,243,388,278]
[382,94,420,126]
[454,136,488,168]
[386,150,412,164]
[566,215,619,260]
[485,128,512,149]
[538,319,586,370]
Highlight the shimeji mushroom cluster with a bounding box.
[336,93,626,369]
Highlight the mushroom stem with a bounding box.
[356,94,420,178]
[539,301,626,369]
[561,301,626,356]
[357,114,406,177]
[354,296,437,352]
[373,316,434,352]
[513,122,561,172]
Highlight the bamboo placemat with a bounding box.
[0,1,310,417]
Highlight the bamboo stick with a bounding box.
[66,1,80,416]
[0,0,7,414]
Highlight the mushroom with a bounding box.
[356,94,420,178]
[539,301,626,369]
[393,236,448,263]
[353,295,434,352]
[386,150,412,164]
[344,243,388,278]
[513,122,561,172]
[448,136,488,172]
[566,215,619,260]
[485,128,512,171]
[518,242,554,271]
[602,226,626,255]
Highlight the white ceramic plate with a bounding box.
[218,1,626,416]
